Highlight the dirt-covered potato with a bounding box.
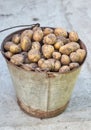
[43,34,56,45]
[42,44,54,58]
[10,44,21,54]
[70,52,79,62]
[52,52,61,60]
[38,58,45,67]
[54,28,67,37]
[57,36,68,44]
[69,62,79,70]
[69,31,79,42]
[28,49,41,62]
[76,49,86,63]
[21,29,33,39]
[61,54,70,65]
[4,51,13,59]
[39,60,52,71]
[31,42,41,50]
[22,63,37,71]
[12,34,20,44]
[59,42,80,55]
[10,54,24,65]
[43,28,53,35]
[4,42,14,51]
[54,60,61,71]
[33,29,43,42]
[21,36,31,51]
[54,41,64,50]
[59,66,70,73]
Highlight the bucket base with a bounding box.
[17,99,69,119]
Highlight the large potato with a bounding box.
[21,36,31,51]
[70,52,79,62]
[69,31,79,42]
[42,44,54,58]
[10,54,24,65]
[33,29,43,42]
[28,49,41,62]
[59,42,80,55]
[43,34,56,45]
[61,54,70,65]
[54,28,67,37]
[21,29,33,39]
[76,49,86,63]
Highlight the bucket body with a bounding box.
[1,27,87,118]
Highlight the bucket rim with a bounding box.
[0,26,87,75]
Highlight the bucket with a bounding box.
[1,24,87,118]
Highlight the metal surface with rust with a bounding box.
[1,27,87,118]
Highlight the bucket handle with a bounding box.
[0,23,40,33]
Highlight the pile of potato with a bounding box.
[4,26,86,73]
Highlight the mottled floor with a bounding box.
[0,0,91,129]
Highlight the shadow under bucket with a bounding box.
[1,26,87,119]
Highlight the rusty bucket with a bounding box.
[1,25,87,118]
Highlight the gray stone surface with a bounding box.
[0,0,91,129]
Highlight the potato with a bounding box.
[61,54,70,65]
[43,34,56,45]
[32,26,41,32]
[43,28,53,35]
[33,29,43,42]
[22,63,37,71]
[4,51,13,59]
[54,60,61,71]
[70,52,79,62]
[12,34,20,44]
[28,49,41,62]
[10,54,24,65]
[21,29,33,39]
[76,49,86,63]
[52,52,61,60]
[59,66,70,73]
[54,41,64,50]
[57,36,68,44]
[31,42,41,50]
[59,42,80,55]
[42,44,54,58]
[21,36,31,51]
[10,44,21,54]
[48,59,55,71]
[39,60,52,71]
[54,28,67,37]
[4,42,14,51]
[69,62,79,70]
[38,58,45,67]
[69,31,79,42]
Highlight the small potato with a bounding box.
[42,44,54,58]
[61,54,70,65]
[69,31,79,42]
[10,44,21,54]
[43,34,56,45]
[39,60,52,71]
[33,29,43,42]
[69,62,79,70]
[54,60,61,71]
[31,42,41,50]
[4,42,14,51]
[70,52,79,62]
[52,52,61,60]
[57,36,68,44]
[4,51,13,59]
[28,49,41,62]
[22,63,37,71]
[21,29,33,39]
[21,36,31,51]
[12,34,20,44]
[54,28,67,37]
[38,58,45,67]
[76,49,86,63]
[43,28,53,35]
[10,54,24,65]
[59,66,70,73]
[59,42,80,55]
[54,41,64,50]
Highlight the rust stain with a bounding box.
[17,99,69,119]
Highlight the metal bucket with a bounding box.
[1,26,87,118]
